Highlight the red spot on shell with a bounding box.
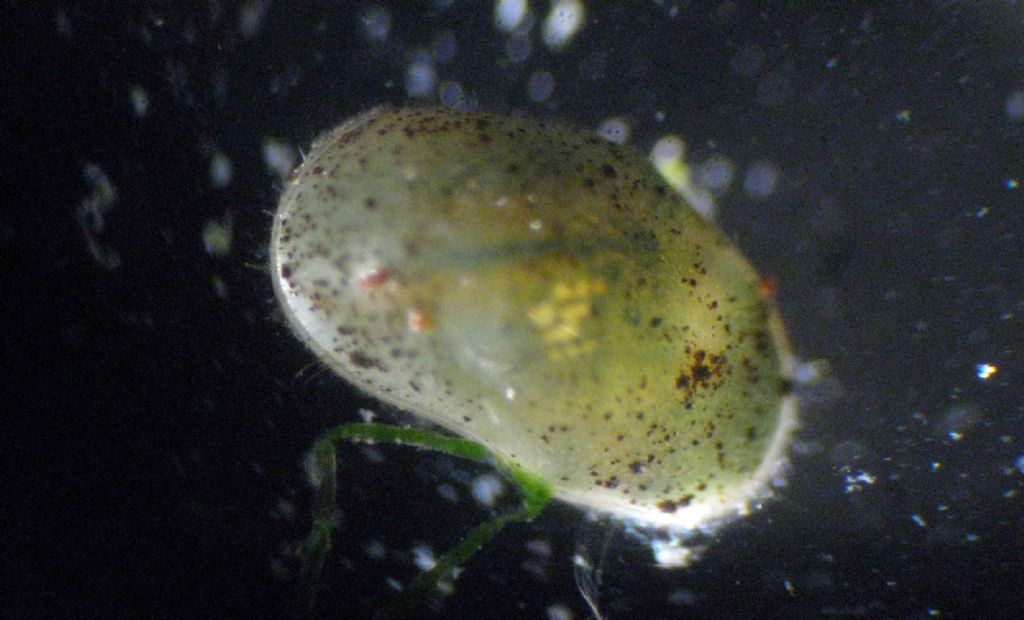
[359,268,391,290]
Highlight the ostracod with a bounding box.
[272,106,797,530]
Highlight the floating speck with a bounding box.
[527,70,555,102]
[439,81,465,108]
[1006,178,1019,190]
[361,5,391,43]
[546,604,573,620]
[130,86,149,117]
[262,138,297,180]
[365,539,386,559]
[1014,455,1024,475]
[505,31,532,62]
[238,0,268,40]
[696,156,735,195]
[1006,90,1024,120]
[965,533,979,542]
[896,109,912,123]
[209,151,233,188]
[405,51,436,98]
[910,514,927,527]
[432,29,457,63]
[743,161,779,198]
[975,363,997,380]
[596,117,630,144]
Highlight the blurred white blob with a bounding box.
[262,138,297,180]
[405,50,436,98]
[542,0,585,50]
[495,0,529,32]
[1006,90,1024,120]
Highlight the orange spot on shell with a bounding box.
[757,275,778,302]
[408,309,434,331]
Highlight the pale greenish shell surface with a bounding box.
[272,106,797,528]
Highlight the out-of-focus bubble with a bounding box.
[405,51,436,98]
[527,70,555,102]
[432,29,457,63]
[730,44,765,77]
[542,0,584,50]
[743,161,780,198]
[209,151,233,188]
[1006,90,1024,120]
[439,80,464,108]
[596,117,630,144]
[494,0,530,32]
[696,156,735,195]
[130,86,149,118]
[238,0,268,40]
[361,5,392,43]
[505,31,532,62]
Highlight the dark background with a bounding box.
[5,1,1023,618]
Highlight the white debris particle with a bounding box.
[211,275,228,299]
[262,138,297,180]
[405,51,436,98]
[546,603,573,620]
[743,161,779,198]
[843,470,876,493]
[1014,455,1024,475]
[542,0,585,50]
[209,151,233,188]
[361,5,391,42]
[651,538,697,568]
[365,539,386,559]
[527,70,555,102]
[238,0,268,40]
[471,473,504,507]
[596,117,631,144]
[77,163,121,270]
[130,86,149,117]
[965,532,979,542]
[494,0,529,33]
[910,513,927,527]
[1006,90,1024,120]
[411,544,437,571]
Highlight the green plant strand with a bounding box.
[301,422,555,615]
